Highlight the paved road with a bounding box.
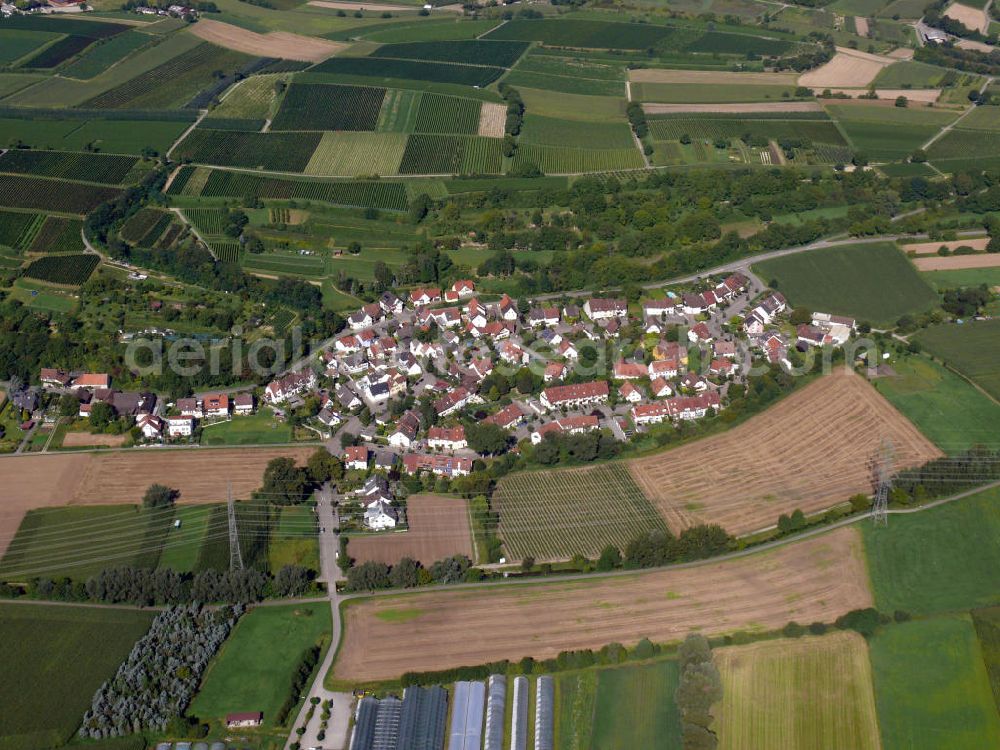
[283,483,353,750]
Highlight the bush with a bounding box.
[835,607,882,637]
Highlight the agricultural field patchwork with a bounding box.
[826,103,958,161]
[27,216,84,255]
[398,134,505,175]
[173,128,322,172]
[413,92,482,135]
[914,319,1000,401]
[22,253,99,286]
[0,149,140,185]
[310,55,504,87]
[715,631,880,750]
[754,241,938,326]
[206,72,283,120]
[0,175,120,214]
[371,39,529,67]
[0,603,155,750]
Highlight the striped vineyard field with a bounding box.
[23,253,99,285]
[184,208,229,236]
[0,210,42,249]
[270,83,386,132]
[493,462,668,560]
[0,150,139,185]
[413,93,482,135]
[0,175,120,214]
[27,217,84,254]
[171,167,409,211]
[172,129,322,172]
[212,241,242,263]
[509,143,645,174]
[647,118,846,146]
[399,134,505,175]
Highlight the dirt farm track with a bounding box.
[0,446,315,557]
[333,526,872,682]
[629,368,942,536]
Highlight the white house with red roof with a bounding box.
[427,425,467,451]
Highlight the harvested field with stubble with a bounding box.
[902,237,990,255]
[190,19,345,62]
[628,369,942,536]
[346,494,473,566]
[944,2,989,33]
[478,101,507,138]
[59,432,128,448]
[331,526,873,683]
[913,253,1000,270]
[715,631,881,750]
[0,447,314,558]
[799,47,895,88]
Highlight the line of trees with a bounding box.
[275,644,322,727]
[675,633,722,750]
[344,554,478,592]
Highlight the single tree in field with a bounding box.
[143,484,177,509]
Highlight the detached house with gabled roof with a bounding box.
[583,297,627,321]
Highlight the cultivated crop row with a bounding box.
[413,93,481,135]
[312,56,504,87]
[648,118,846,145]
[192,169,409,211]
[0,175,120,214]
[399,134,505,174]
[0,149,139,185]
[0,209,41,249]
[511,143,644,173]
[271,82,386,132]
[173,129,322,172]
[28,217,85,254]
[23,253,99,285]
[493,462,668,560]
[185,208,229,236]
[373,40,529,68]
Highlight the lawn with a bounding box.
[753,241,938,326]
[914,319,1000,401]
[715,631,880,750]
[268,504,320,573]
[972,606,1000,713]
[872,356,1000,452]
[870,615,1000,750]
[200,409,293,446]
[589,660,682,749]
[188,602,331,728]
[156,504,216,573]
[0,602,155,750]
[921,267,1000,289]
[862,486,1000,615]
[0,505,176,581]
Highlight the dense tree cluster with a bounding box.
[620,524,734,569]
[343,554,474,591]
[79,604,242,739]
[675,634,723,750]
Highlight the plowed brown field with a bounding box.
[332,526,872,682]
[629,368,941,535]
[0,447,314,558]
[190,19,345,62]
[346,495,473,566]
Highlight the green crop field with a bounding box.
[485,18,673,49]
[413,92,481,135]
[516,51,627,81]
[83,42,252,109]
[28,216,84,254]
[60,29,155,79]
[753,242,938,326]
[633,82,797,103]
[921,267,1000,289]
[305,131,408,176]
[243,251,326,277]
[271,82,386,132]
[503,69,627,97]
[520,114,635,149]
[972,606,1000,713]
[0,29,60,65]
[0,174,120,214]
[928,129,1000,162]
[121,207,170,245]
[173,129,321,172]
[511,143,644,173]
[957,105,1000,131]
[311,55,503,87]
[398,134,504,174]
[494,463,668,560]
[873,356,1000,452]
[914,319,1000,401]
[22,253,100,286]
[188,602,331,728]
[0,504,182,581]
[872,60,947,88]
[587,661,682,749]
[0,603,155,750]
[0,210,41,250]
[183,207,228,236]
[201,409,293,446]
[716,631,880,750]
[155,504,216,573]
[0,115,190,155]
[268,504,319,573]
[0,149,139,185]
[372,39,529,67]
[648,116,846,146]
[863,486,1000,615]
[517,88,625,122]
[359,18,499,43]
[376,87,421,132]
[175,168,409,211]
[827,104,958,161]
[870,616,1000,750]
